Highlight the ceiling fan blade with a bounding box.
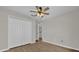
[30,10,36,12]
[31,14,37,16]
[36,6,43,11]
[44,7,49,11]
[36,6,39,9]
[43,13,49,15]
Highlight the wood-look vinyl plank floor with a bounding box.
[5,41,79,52]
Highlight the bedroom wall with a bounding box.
[43,9,79,50]
[0,11,8,51]
[0,8,35,51]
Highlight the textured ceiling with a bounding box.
[1,6,79,20]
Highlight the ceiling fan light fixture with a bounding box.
[37,13,44,17]
[30,6,49,18]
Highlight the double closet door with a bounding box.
[8,17,32,48]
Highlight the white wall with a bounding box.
[43,9,79,50]
[0,11,8,50]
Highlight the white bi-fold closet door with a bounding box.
[8,17,32,48]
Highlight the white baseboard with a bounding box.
[44,40,79,51]
[0,48,9,52]
[8,41,35,49]
[0,42,34,52]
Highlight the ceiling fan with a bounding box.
[30,6,49,17]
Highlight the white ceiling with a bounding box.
[1,6,79,20]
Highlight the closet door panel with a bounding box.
[8,17,32,48]
[24,21,32,43]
